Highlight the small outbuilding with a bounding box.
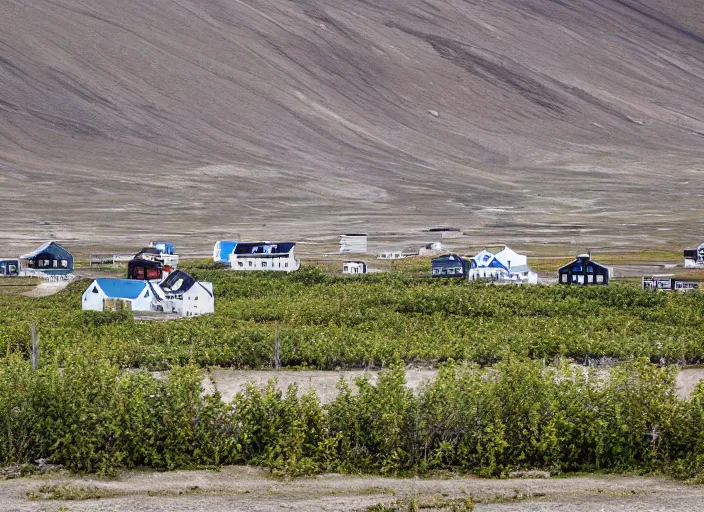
[684,242,704,268]
[558,254,611,285]
[82,279,155,312]
[343,261,368,274]
[154,270,214,317]
[0,259,20,277]
[213,241,239,263]
[19,241,73,278]
[340,234,368,254]
[642,276,699,291]
[431,254,470,278]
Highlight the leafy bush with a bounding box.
[2,355,703,479]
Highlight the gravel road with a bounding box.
[1,466,702,511]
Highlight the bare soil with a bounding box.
[1,467,702,511]
[206,367,704,403]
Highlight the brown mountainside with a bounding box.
[1,0,703,251]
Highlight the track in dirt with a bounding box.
[1,0,703,253]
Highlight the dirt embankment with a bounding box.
[205,367,704,403]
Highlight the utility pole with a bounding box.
[274,320,281,369]
[31,323,39,370]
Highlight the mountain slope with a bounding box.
[1,0,703,250]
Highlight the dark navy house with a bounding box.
[558,254,610,285]
[431,254,471,278]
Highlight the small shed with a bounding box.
[431,254,470,278]
[558,254,610,285]
[643,276,699,291]
[82,279,155,312]
[684,242,704,268]
[154,270,214,317]
[19,241,73,277]
[213,241,238,263]
[343,261,367,274]
[340,234,368,254]
[0,259,20,277]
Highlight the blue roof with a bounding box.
[151,241,176,255]
[214,241,238,262]
[95,279,149,299]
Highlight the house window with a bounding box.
[596,275,604,283]
[587,275,593,283]
[92,286,99,294]
[248,261,253,267]
[61,260,68,268]
[262,261,267,268]
[238,261,244,267]
[53,260,58,268]
[285,262,288,268]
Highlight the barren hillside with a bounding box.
[0,0,703,252]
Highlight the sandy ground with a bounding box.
[21,278,75,298]
[206,367,704,403]
[1,466,702,511]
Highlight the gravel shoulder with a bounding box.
[1,467,701,511]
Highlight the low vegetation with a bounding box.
[2,263,704,369]
[2,357,704,480]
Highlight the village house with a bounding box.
[467,247,538,283]
[340,234,368,254]
[229,242,300,272]
[128,247,170,280]
[558,254,611,285]
[431,254,470,278]
[149,241,179,268]
[152,270,214,317]
[19,241,73,279]
[0,259,19,277]
[342,261,367,274]
[684,242,704,268]
[213,241,238,263]
[82,278,155,312]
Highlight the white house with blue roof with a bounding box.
[82,278,156,312]
[469,246,538,283]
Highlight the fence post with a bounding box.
[274,320,281,369]
[31,323,39,370]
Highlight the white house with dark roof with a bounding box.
[229,242,300,272]
[153,270,214,317]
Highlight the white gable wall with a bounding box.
[161,282,215,317]
[81,282,154,312]
[229,254,299,272]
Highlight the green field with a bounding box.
[2,262,704,370]
[3,263,704,479]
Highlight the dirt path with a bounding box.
[206,367,704,404]
[21,277,74,298]
[1,467,701,511]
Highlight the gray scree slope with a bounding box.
[0,0,703,251]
